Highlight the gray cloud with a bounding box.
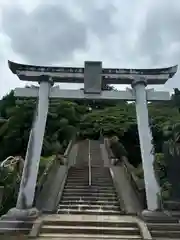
[76,0,117,37]
[138,0,180,67]
[1,1,117,65]
[87,6,116,37]
[1,4,87,65]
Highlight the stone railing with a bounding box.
[123,158,146,208]
[105,138,146,208]
[35,156,56,199]
[104,138,115,161]
[64,137,76,166]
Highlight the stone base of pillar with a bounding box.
[141,209,179,222]
[0,207,40,221]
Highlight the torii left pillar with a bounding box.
[2,76,52,219]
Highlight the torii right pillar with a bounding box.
[132,77,159,211]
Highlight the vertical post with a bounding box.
[88,140,92,186]
[16,79,52,209]
[132,77,159,211]
[0,186,4,206]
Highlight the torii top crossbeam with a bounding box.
[8,60,178,85]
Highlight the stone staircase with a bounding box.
[57,140,121,215]
[36,140,143,239]
[57,166,122,215]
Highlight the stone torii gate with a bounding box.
[7,60,178,217]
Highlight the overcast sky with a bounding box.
[0,0,180,98]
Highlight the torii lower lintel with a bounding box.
[14,87,171,101]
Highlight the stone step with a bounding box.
[67,176,112,182]
[64,186,115,190]
[69,165,109,168]
[67,173,111,176]
[0,220,33,235]
[40,225,139,235]
[68,172,111,175]
[78,168,110,170]
[68,174,111,177]
[66,181,113,184]
[58,204,120,211]
[64,184,114,188]
[61,196,118,201]
[57,209,121,215]
[62,195,117,200]
[147,223,180,231]
[68,170,110,173]
[67,172,111,174]
[68,177,112,181]
[151,230,180,238]
[43,220,137,228]
[67,178,111,181]
[65,183,113,186]
[63,189,115,193]
[38,233,142,239]
[142,211,179,223]
[0,220,33,228]
[64,186,114,189]
[68,171,110,173]
[64,186,114,190]
[68,168,110,171]
[153,239,180,240]
[69,172,110,173]
[65,182,113,187]
[43,214,139,221]
[0,227,30,234]
[62,192,116,196]
[60,200,119,205]
[146,218,179,223]
[66,178,113,182]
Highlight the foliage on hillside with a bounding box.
[0,87,180,213]
[0,91,87,161]
[154,123,180,202]
[0,90,87,215]
[80,102,136,138]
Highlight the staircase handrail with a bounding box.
[64,140,73,158]
[88,139,92,186]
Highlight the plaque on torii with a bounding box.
[8,60,178,214]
